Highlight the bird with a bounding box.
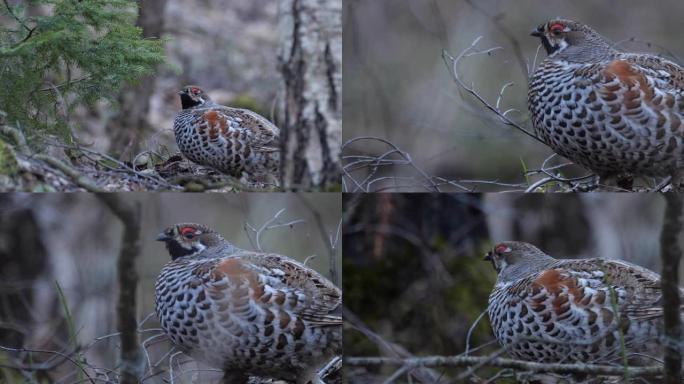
[154,223,342,384]
[528,19,684,189]
[173,86,280,187]
[485,241,683,368]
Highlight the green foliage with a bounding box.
[519,157,530,185]
[344,238,497,359]
[0,138,18,175]
[0,0,165,145]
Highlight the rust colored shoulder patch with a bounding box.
[203,110,219,125]
[210,258,263,298]
[531,269,583,303]
[602,60,653,101]
[202,110,228,141]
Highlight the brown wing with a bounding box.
[576,57,684,143]
[217,107,280,153]
[550,259,668,320]
[189,106,279,153]
[621,54,684,91]
[207,253,341,327]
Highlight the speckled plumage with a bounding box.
[529,19,684,184]
[173,86,280,186]
[154,223,341,383]
[486,241,682,366]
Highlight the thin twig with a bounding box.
[441,37,544,145]
[244,208,306,252]
[344,355,663,377]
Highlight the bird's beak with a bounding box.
[530,28,543,37]
[156,232,169,242]
[178,91,184,95]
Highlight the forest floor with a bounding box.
[0,128,276,192]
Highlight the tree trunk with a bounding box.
[97,194,143,384]
[660,194,682,384]
[277,0,342,190]
[0,195,49,350]
[108,0,167,159]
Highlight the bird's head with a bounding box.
[484,241,555,282]
[531,19,610,58]
[157,223,224,260]
[179,85,211,109]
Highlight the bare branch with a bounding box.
[342,136,605,192]
[244,208,306,252]
[441,37,544,145]
[342,136,442,193]
[296,194,341,285]
[342,306,442,383]
[344,355,663,377]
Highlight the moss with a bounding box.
[31,184,55,192]
[322,183,342,192]
[0,139,19,176]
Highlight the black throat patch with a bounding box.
[165,240,198,260]
[180,93,202,110]
[541,36,559,55]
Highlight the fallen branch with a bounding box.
[0,123,30,155]
[33,154,104,192]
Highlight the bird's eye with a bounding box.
[180,227,196,239]
[549,23,564,35]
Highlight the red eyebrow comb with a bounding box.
[549,22,565,32]
[180,227,196,236]
[494,244,508,253]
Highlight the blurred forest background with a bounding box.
[343,193,680,383]
[343,0,684,191]
[0,193,341,383]
[0,0,342,191]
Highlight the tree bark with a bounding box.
[277,0,342,190]
[0,195,49,350]
[108,0,167,159]
[98,194,143,384]
[660,194,683,384]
